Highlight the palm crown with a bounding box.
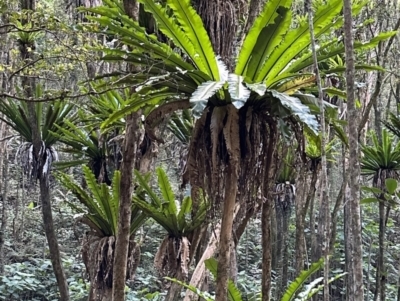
[86,0,392,132]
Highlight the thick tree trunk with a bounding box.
[261,125,277,301]
[343,0,364,299]
[215,162,239,301]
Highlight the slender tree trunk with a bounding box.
[358,17,400,133]
[19,1,70,299]
[0,122,9,275]
[184,225,221,301]
[39,177,70,300]
[112,2,141,300]
[261,197,273,301]
[343,0,364,299]
[307,1,330,299]
[295,163,308,273]
[344,185,353,301]
[112,110,140,300]
[309,170,319,263]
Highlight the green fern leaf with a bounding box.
[247,6,291,82]
[281,258,324,301]
[235,0,291,76]
[263,0,343,84]
[167,0,219,80]
[204,258,243,301]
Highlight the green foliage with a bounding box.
[83,0,395,133]
[0,257,88,301]
[0,94,74,145]
[361,129,400,175]
[166,257,344,301]
[58,166,147,236]
[305,131,339,160]
[276,149,296,183]
[280,259,324,301]
[164,277,214,301]
[361,178,400,206]
[52,119,107,169]
[133,167,208,237]
[167,109,194,144]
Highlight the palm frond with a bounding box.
[361,129,400,175]
[58,166,147,236]
[133,167,208,237]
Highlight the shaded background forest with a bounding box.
[1,0,400,300]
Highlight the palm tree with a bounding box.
[58,166,148,301]
[133,167,208,301]
[0,97,74,300]
[361,129,400,301]
[84,0,393,299]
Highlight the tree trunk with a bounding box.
[112,111,141,301]
[19,1,70,299]
[39,177,70,300]
[295,163,309,273]
[343,0,364,299]
[261,125,277,301]
[261,197,273,301]
[112,2,141,300]
[215,162,239,301]
[374,196,388,301]
[184,224,221,301]
[0,122,9,275]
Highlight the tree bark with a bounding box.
[184,225,221,301]
[112,111,141,301]
[0,122,9,275]
[343,0,364,299]
[295,163,309,273]
[19,1,70,299]
[261,124,277,301]
[215,162,239,301]
[112,2,141,300]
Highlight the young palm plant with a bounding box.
[133,167,208,300]
[84,0,394,298]
[58,166,148,300]
[361,129,400,301]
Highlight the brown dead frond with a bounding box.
[16,141,58,184]
[82,234,140,291]
[154,236,191,278]
[182,103,279,237]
